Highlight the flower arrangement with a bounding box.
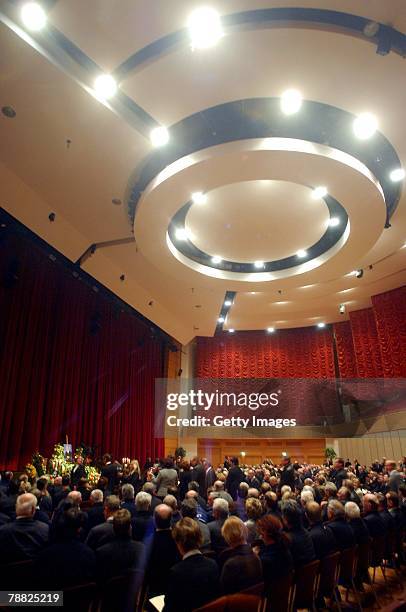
[47,442,100,484]
[32,452,46,477]
[24,463,37,481]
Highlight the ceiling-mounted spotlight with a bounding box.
[228,328,235,333]
[328,217,340,227]
[267,327,275,333]
[339,303,346,315]
[317,322,326,328]
[191,191,207,205]
[224,300,232,307]
[353,112,378,140]
[218,317,225,323]
[150,126,169,147]
[390,168,405,182]
[311,186,328,199]
[296,249,307,258]
[175,228,189,241]
[363,21,380,38]
[281,89,302,115]
[94,74,117,99]
[187,7,223,49]
[254,260,264,269]
[211,255,222,264]
[21,2,47,30]
[355,269,364,279]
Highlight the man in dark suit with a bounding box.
[101,454,120,494]
[385,460,404,492]
[85,495,120,550]
[120,484,137,518]
[142,482,161,511]
[330,458,348,490]
[326,500,356,550]
[71,456,86,489]
[281,499,316,567]
[96,509,144,581]
[203,460,216,496]
[163,518,220,611]
[191,457,206,497]
[207,498,229,556]
[132,491,154,542]
[306,501,337,559]
[225,457,244,500]
[363,493,387,538]
[0,493,49,563]
[147,504,181,596]
[344,502,369,546]
[279,455,296,489]
[52,475,71,509]
[83,489,105,536]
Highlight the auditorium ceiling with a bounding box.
[1,0,405,344]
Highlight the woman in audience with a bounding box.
[219,516,262,594]
[257,513,293,581]
[244,497,263,544]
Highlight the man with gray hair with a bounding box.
[326,499,355,550]
[142,481,160,510]
[84,489,104,535]
[120,483,136,517]
[344,501,369,546]
[208,497,229,556]
[132,491,153,541]
[0,493,49,562]
[85,495,120,550]
[363,493,386,538]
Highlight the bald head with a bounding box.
[16,493,37,517]
[155,504,173,529]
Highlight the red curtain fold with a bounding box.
[372,285,406,377]
[349,307,383,378]
[196,328,335,379]
[333,320,357,378]
[0,233,165,470]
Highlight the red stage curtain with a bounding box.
[196,328,335,379]
[349,307,383,378]
[0,232,165,470]
[372,286,406,377]
[333,321,357,378]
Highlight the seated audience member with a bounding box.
[326,499,356,550]
[363,493,387,538]
[321,482,337,520]
[132,491,154,542]
[52,475,71,509]
[163,518,220,612]
[36,477,53,514]
[0,493,49,563]
[31,489,50,525]
[84,489,105,534]
[180,499,211,549]
[85,495,120,550]
[187,481,208,511]
[142,482,161,511]
[163,494,181,525]
[186,489,208,523]
[337,487,351,506]
[0,511,10,527]
[245,468,261,491]
[0,480,19,518]
[96,509,144,580]
[344,501,369,545]
[264,491,281,518]
[0,471,13,494]
[219,516,262,594]
[146,504,181,596]
[235,482,249,521]
[213,480,233,505]
[120,483,136,518]
[258,513,294,582]
[306,501,337,559]
[78,477,91,502]
[281,499,316,567]
[208,498,229,556]
[37,507,95,588]
[344,479,361,505]
[386,491,404,529]
[244,497,263,544]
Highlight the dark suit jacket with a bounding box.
[132,510,154,542]
[331,468,348,490]
[225,466,244,500]
[96,536,144,581]
[220,544,262,594]
[163,553,220,612]
[286,527,316,567]
[0,512,10,526]
[308,522,337,559]
[364,511,386,539]
[85,519,114,550]
[326,517,356,550]
[260,540,294,583]
[146,529,181,596]
[205,467,217,493]
[121,500,137,518]
[83,502,105,535]
[0,518,49,563]
[348,517,370,546]
[279,463,295,489]
[36,539,96,588]
[207,518,228,555]
[101,463,120,493]
[191,464,206,496]
[70,463,87,488]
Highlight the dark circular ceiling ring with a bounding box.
[129,98,402,227]
[167,191,348,273]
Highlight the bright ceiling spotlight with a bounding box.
[218,317,225,323]
[296,249,307,258]
[390,167,405,182]
[191,191,207,204]
[254,260,264,269]
[228,328,235,333]
[211,255,222,264]
[187,7,223,49]
[267,327,275,333]
[311,186,328,199]
[21,2,47,30]
[175,228,189,241]
[280,89,302,115]
[94,74,117,99]
[355,269,364,279]
[329,217,340,227]
[353,112,378,140]
[224,300,232,307]
[317,322,326,328]
[150,126,169,147]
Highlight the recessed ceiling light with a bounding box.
[317,322,326,328]
[250,292,256,295]
[218,317,225,323]
[224,300,232,307]
[329,217,340,227]
[280,89,302,115]
[187,7,223,49]
[267,327,275,333]
[353,112,378,140]
[150,126,169,147]
[211,255,222,264]
[94,74,117,99]
[390,168,405,182]
[254,261,264,269]
[228,328,235,333]
[191,191,207,205]
[296,249,307,258]
[175,228,189,241]
[21,2,47,30]
[312,186,328,199]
